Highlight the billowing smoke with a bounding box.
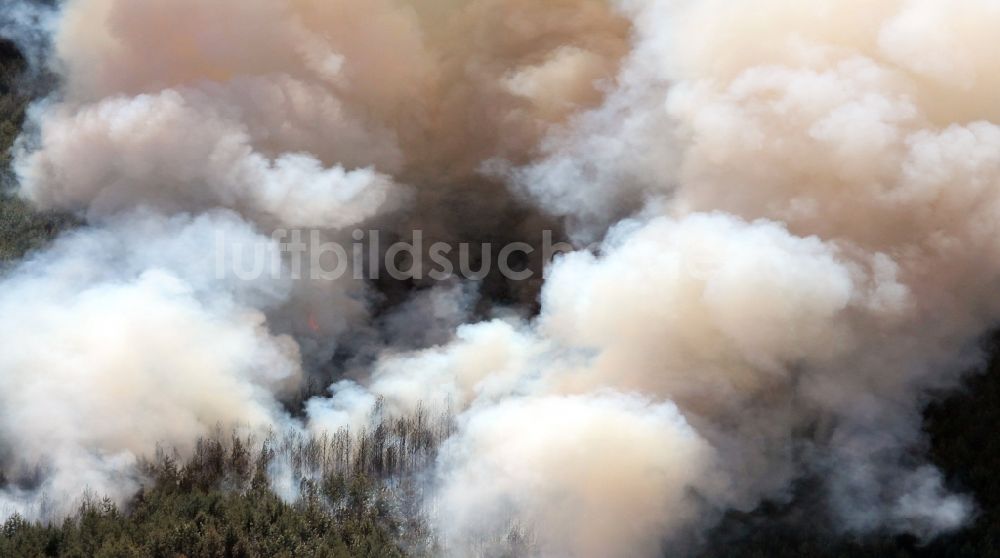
[3,0,1000,556]
[0,211,302,517]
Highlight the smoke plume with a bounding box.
[4,0,1000,556]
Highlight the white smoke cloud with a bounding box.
[312,0,1000,549]
[4,0,1000,555]
[17,84,406,228]
[0,212,301,517]
[433,393,719,558]
[1,0,630,528]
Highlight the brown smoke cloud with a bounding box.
[4,0,1000,555]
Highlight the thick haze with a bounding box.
[4,0,1000,556]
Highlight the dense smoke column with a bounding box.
[0,0,631,523]
[4,1,1000,557]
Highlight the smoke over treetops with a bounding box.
[2,0,999,556]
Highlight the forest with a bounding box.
[4,13,1000,558]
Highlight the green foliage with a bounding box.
[0,476,413,558]
[0,38,75,263]
[0,38,29,178]
[0,416,444,558]
[0,40,28,170]
[0,195,76,262]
